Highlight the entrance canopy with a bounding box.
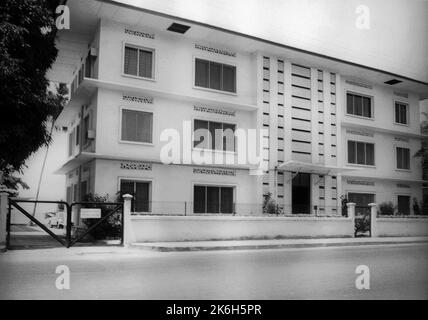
[277,160,358,176]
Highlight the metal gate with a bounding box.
[354,205,371,237]
[7,198,123,249]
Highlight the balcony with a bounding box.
[70,50,97,98]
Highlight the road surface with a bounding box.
[0,243,427,299]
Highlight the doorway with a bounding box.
[292,173,311,214]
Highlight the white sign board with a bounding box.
[80,208,101,219]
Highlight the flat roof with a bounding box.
[49,0,428,98]
[101,0,428,87]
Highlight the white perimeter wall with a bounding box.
[127,216,354,242]
[377,218,428,237]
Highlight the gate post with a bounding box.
[369,203,378,237]
[346,202,356,237]
[0,192,8,251]
[122,194,134,247]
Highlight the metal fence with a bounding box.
[128,201,346,217]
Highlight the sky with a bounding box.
[18,128,67,201]
[19,0,428,202]
[119,0,428,82]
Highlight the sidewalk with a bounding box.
[2,236,428,257]
[130,236,428,252]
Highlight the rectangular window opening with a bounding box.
[121,109,153,143]
[348,140,375,165]
[124,45,154,79]
[193,185,234,214]
[195,58,236,93]
[346,92,372,118]
[193,119,236,151]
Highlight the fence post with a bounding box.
[65,203,72,248]
[346,202,356,219]
[122,194,134,247]
[0,192,8,251]
[347,202,356,238]
[369,203,378,237]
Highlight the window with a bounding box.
[66,186,72,203]
[80,180,87,201]
[121,109,153,143]
[346,93,372,118]
[396,147,410,170]
[123,45,154,79]
[348,140,375,165]
[397,195,410,215]
[82,115,90,145]
[68,132,73,156]
[348,193,375,207]
[75,124,80,146]
[84,52,96,78]
[193,185,234,214]
[395,102,408,125]
[195,58,236,93]
[73,184,78,202]
[193,119,235,151]
[120,180,151,212]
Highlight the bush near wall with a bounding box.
[81,194,122,240]
[378,202,394,216]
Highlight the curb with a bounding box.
[131,240,428,252]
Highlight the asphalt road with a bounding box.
[0,243,427,299]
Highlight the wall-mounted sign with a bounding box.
[346,129,374,137]
[193,105,235,117]
[195,44,236,57]
[193,168,236,176]
[397,184,410,188]
[345,80,373,89]
[124,28,154,39]
[346,179,375,186]
[394,136,409,143]
[80,208,101,219]
[122,95,153,104]
[393,91,408,99]
[120,161,152,171]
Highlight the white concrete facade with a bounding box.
[55,1,428,232]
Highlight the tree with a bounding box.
[415,112,428,174]
[0,164,29,196]
[0,0,66,192]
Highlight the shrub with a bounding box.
[81,193,122,240]
[263,192,283,215]
[378,202,394,215]
[413,197,421,215]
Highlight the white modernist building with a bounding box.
[53,0,428,236]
